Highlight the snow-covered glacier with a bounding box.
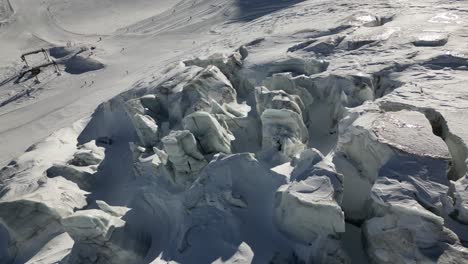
[0,0,468,263]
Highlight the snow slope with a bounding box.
[1,0,468,263]
[48,0,178,35]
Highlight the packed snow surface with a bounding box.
[1,0,468,263]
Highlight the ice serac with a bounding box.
[0,179,87,261]
[242,48,329,90]
[292,150,344,204]
[336,108,451,220]
[162,130,207,185]
[123,97,161,147]
[96,200,130,217]
[305,36,344,56]
[437,245,468,264]
[363,177,458,264]
[174,65,237,121]
[262,73,314,119]
[340,25,399,50]
[62,201,147,264]
[275,177,344,243]
[290,148,323,180]
[0,123,88,262]
[24,232,74,264]
[255,86,304,117]
[124,94,160,148]
[184,51,252,98]
[412,32,449,47]
[130,145,169,178]
[344,12,387,27]
[262,72,382,146]
[288,33,345,57]
[183,111,234,154]
[184,52,243,79]
[334,107,465,262]
[451,176,468,224]
[211,242,254,264]
[140,94,163,118]
[131,114,159,147]
[261,109,308,160]
[47,164,94,190]
[70,140,105,166]
[132,152,288,264]
[257,86,308,160]
[3,0,468,262]
[275,149,346,263]
[182,153,287,256]
[47,140,105,190]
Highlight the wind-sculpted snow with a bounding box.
[1,0,468,263]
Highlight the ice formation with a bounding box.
[1,0,468,263]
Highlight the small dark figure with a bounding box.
[31,68,41,76]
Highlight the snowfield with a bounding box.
[1,0,468,263]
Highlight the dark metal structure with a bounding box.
[19,48,61,83]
